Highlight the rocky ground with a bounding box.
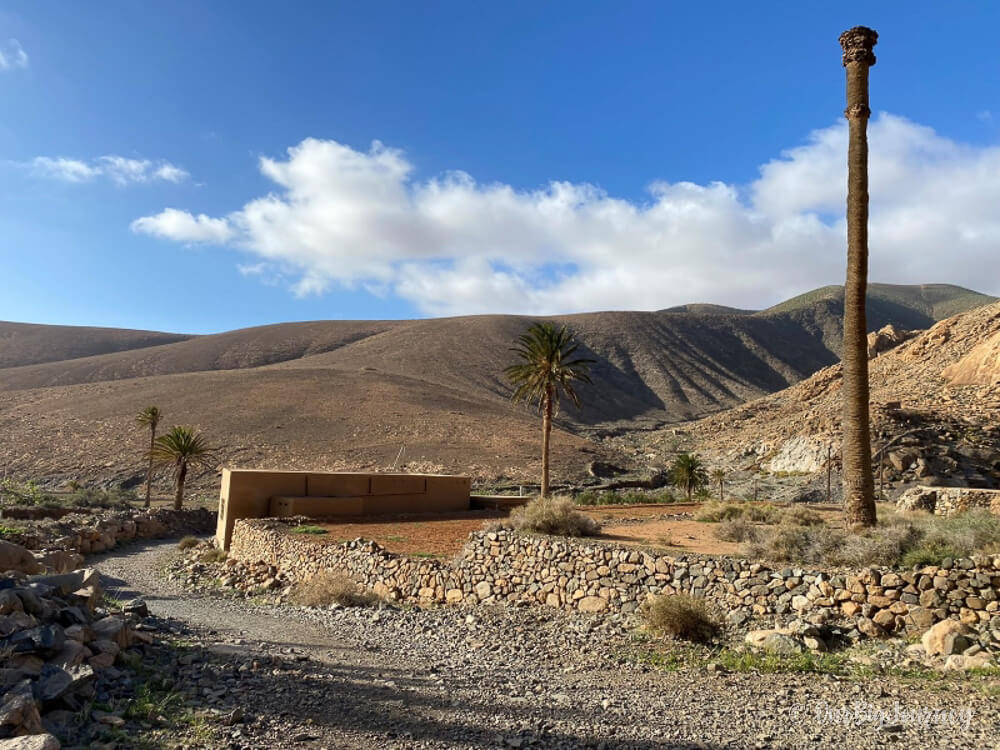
[77,540,1000,750]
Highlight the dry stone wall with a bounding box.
[231,519,1000,636]
[896,486,1000,516]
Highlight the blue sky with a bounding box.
[1,2,998,333]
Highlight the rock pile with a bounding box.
[165,541,292,601]
[0,544,153,746]
[3,508,215,566]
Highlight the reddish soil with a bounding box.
[296,511,509,558]
[277,502,847,559]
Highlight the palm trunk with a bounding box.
[174,461,187,511]
[144,427,155,508]
[718,479,724,502]
[540,387,553,498]
[840,27,878,529]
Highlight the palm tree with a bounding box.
[135,406,162,508]
[505,322,594,497]
[670,453,708,502]
[711,468,726,501]
[150,426,216,510]
[839,26,879,528]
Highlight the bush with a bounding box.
[199,548,227,563]
[177,536,200,550]
[779,506,825,527]
[642,594,719,643]
[715,517,760,543]
[289,571,379,608]
[573,489,676,506]
[741,509,1000,568]
[745,503,781,523]
[506,496,601,537]
[64,486,136,509]
[694,501,745,523]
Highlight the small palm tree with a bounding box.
[670,453,708,502]
[711,468,726,501]
[149,426,216,510]
[135,406,162,508]
[505,322,595,497]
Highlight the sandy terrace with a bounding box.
[278,502,800,558]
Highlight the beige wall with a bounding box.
[216,469,471,549]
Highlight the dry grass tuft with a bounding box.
[714,516,760,543]
[289,571,379,608]
[642,594,720,643]
[177,536,200,550]
[505,496,601,537]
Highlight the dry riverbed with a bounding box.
[90,540,1000,750]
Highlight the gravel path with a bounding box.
[92,540,1000,750]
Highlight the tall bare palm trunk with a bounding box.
[840,26,878,528]
[174,461,187,511]
[540,387,553,498]
[144,428,156,508]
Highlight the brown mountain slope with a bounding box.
[0,367,609,491]
[674,300,1000,460]
[0,321,190,369]
[0,320,395,391]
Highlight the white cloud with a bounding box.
[130,114,1000,315]
[29,155,189,185]
[130,208,233,244]
[0,39,28,71]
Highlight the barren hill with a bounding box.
[0,283,993,490]
[659,300,1000,490]
[0,321,190,369]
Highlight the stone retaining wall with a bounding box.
[231,519,1000,636]
[11,508,216,561]
[896,486,1000,516]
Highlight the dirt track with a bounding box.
[90,540,1000,750]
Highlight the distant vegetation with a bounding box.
[0,478,135,509]
[574,489,677,506]
[703,505,1000,568]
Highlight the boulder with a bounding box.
[0,542,41,575]
[31,551,83,575]
[0,734,61,749]
[921,619,973,656]
[761,633,805,656]
[0,681,42,737]
[577,596,608,613]
[942,653,993,671]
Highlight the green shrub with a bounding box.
[642,594,719,643]
[289,525,328,535]
[0,479,51,507]
[290,571,378,608]
[573,489,676,506]
[507,496,601,537]
[64,486,136,508]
